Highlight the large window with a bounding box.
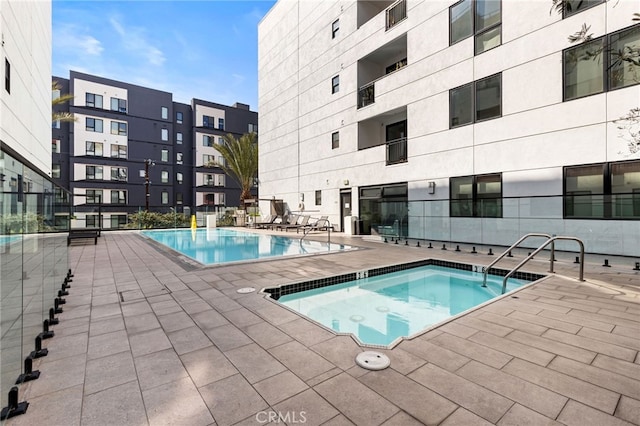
[218,118,225,130]
[86,165,103,180]
[86,141,103,156]
[111,190,127,204]
[203,135,214,147]
[161,106,168,120]
[111,215,127,229]
[86,118,103,133]
[86,189,103,204]
[450,173,502,217]
[176,111,183,124]
[161,191,169,205]
[203,115,215,129]
[111,121,127,136]
[176,132,183,144]
[161,170,169,183]
[86,215,99,228]
[564,24,640,101]
[563,0,604,18]
[111,167,127,181]
[203,154,215,166]
[161,128,169,141]
[111,144,127,159]
[111,97,127,113]
[86,93,103,108]
[565,160,640,219]
[332,75,340,94]
[450,73,501,127]
[450,0,501,54]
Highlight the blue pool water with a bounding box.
[141,228,351,265]
[278,265,529,346]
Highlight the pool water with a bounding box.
[141,228,351,265]
[278,265,529,346]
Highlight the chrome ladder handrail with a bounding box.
[482,233,552,287]
[498,236,585,294]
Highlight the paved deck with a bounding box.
[8,230,640,426]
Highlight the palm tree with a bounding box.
[210,132,258,207]
[52,80,75,124]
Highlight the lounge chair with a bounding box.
[274,214,298,231]
[255,215,277,229]
[299,216,333,233]
[282,215,310,232]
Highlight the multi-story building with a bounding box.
[52,71,258,228]
[258,0,640,256]
[1,0,71,416]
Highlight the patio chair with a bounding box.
[299,216,333,233]
[255,214,277,229]
[274,214,299,231]
[282,215,311,232]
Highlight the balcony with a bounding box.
[357,0,407,30]
[358,83,375,108]
[386,0,407,30]
[386,137,407,165]
[357,34,407,109]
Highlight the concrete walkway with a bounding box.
[8,230,640,425]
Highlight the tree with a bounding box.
[52,80,75,124]
[209,132,258,208]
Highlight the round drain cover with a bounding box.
[349,315,365,322]
[355,351,390,371]
[236,287,256,294]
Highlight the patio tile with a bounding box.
[578,326,640,351]
[542,329,636,361]
[166,325,212,355]
[310,336,362,371]
[269,341,336,381]
[507,310,582,334]
[191,309,229,330]
[380,411,424,426]
[157,310,195,332]
[409,363,514,423]
[7,384,83,426]
[502,358,620,414]
[272,388,339,426]
[120,300,153,317]
[359,368,457,425]
[321,414,356,426]
[225,343,286,384]
[90,302,122,320]
[84,350,136,395]
[255,302,300,325]
[306,367,342,387]
[497,403,561,426]
[243,321,293,349]
[439,407,493,426]
[278,317,335,346]
[379,347,426,375]
[592,354,640,381]
[438,322,479,339]
[199,373,268,426]
[179,299,214,315]
[314,373,399,426]
[476,312,548,336]
[506,330,597,364]
[222,307,263,327]
[124,312,161,335]
[40,332,88,362]
[457,360,567,419]
[468,331,556,366]
[430,332,513,370]
[135,348,189,391]
[87,329,130,360]
[398,337,470,372]
[89,314,125,337]
[81,381,148,426]
[204,324,252,352]
[129,327,172,358]
[25,354,86,398]
[143,376,214,426]
[149,299,183,315]
[557,400,633,426]
[455,315,514,337]
[253,370,309,405]
[615,396,640,425]
[539,309,614,332]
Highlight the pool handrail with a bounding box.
[500,236,585,294]
[482,233,552,287]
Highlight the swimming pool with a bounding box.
[271,263,538,346]
[141,228,352,265]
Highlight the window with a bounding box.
[52,164,61,179]
[564,24,640,101]
[203,115,215,129]
[563,0,604,18]
[449,0,501,54]
[111,121,127,136]
[111,190,127,204]
[52,139,61,153]
[161,191,169,205]
[218,137,224,146]
[86,189,103,204]
[52,120,60,129]
[203,154,215,166]
[203,135,214,147]
[86,118,103,132]
[332,75,340,94]
[248,123,258,133]
[176,172,183,184]
[111,167,127,181]
[218,193,225,206]
[86,93,103,108]
[218,118,225,130]
[332,19,340,39]
[315,190,322,205]
[86,165,103,180]
[332,131,340,149]
[176,152,183,164]
[110,97,127,113]
[86,215,99,228]
[176,111,183,124]
[161,106,168,120]
[86,141,103,156]
[161,149,169,162]
[176,192,183,205]
[161,128,169,141]
[111,144,127,159]
[5,58,10,93]
[215,174,225,187]
[204,174,214,186]
[564,160,640,219]
[176,132,183,144]
[450,73,501,127]
[450,173,502,217]
[110,215,127,229]
[161,170,169,183]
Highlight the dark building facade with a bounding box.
[52,71,258,228]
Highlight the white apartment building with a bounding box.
[258,0,640,256]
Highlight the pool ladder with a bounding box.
[482,233,585,294]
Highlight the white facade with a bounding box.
[258,0,640,255]
[0,0,52,174]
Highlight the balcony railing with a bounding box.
[358,82,375,109]
[386,137,407,165]
[386,0,407,30]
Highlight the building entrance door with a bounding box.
[340,190,352,233]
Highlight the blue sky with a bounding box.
[53,0,277,110]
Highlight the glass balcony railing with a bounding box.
[358,83,375,109]
[386,0,407,30]
[386,137,407,165]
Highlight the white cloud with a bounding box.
[54,23,103,56]
[109,16,166,67]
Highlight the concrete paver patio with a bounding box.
[7,230,640,425]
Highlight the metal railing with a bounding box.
[386,137,407,165]
[358,82,375,108]
[386,0,407,30]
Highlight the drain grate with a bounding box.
[355,351,390,371]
